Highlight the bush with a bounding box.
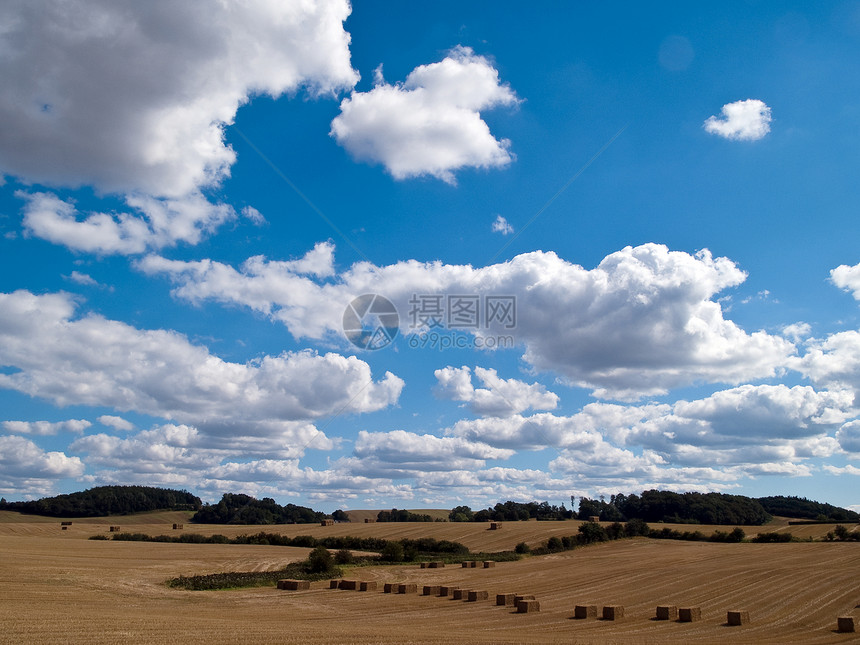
[546,536,563,552]
[624,518,650,537]
[514,542,530,554]
[751,531,792,543]
[307,546,334,573]
[380,542,404,562]
[334,549,353,565]
[578,521,608,544]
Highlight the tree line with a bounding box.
[0,486,201,517]
[190,493,327,524]
[447,491,858,526]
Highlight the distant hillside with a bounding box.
[755,495,859,522]
[0,486,201,517]
[191,493,327,524]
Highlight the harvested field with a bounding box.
[1,515,859,643]
[1,510,846,550]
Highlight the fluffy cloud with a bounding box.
[19,191,236,255]
[0,435,84,497]
[0,0,357,197]
[330,46,518,183]
[836,420,860,453]
[2,1,357,254]
[2,419,91,436]
[346,430,515,477]
[0,290,403,452]
[704,99,772,141]
[792,330,860,396]
[68,424,414,503]
[492,215,514,235]
[97,415,134,432]
[446,384,851,477]
[434,366,558,417]
[142,242,795,400]
[831,262,860,301]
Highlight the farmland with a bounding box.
[0,511,857,644]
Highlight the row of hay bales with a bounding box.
[329,579,377,592]
[419,562,444,568]
[61,522,185,530]
[307,577,541,614]
[461,560,495,568]
[572,603,746,625]
[278,580,856,632]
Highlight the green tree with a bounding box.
[307,546,333,573]
[334,549,353,565]
[448,505,474,522]
[380,541,404,562]
[578,521,608,544]
[546,536,563,552]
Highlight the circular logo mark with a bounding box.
[342,294,399,350]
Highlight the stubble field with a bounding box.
[0,511,857,644]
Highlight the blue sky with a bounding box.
[2,1,860,511]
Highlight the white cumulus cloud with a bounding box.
[330,46,518,184]
[0,0,357,197]
[492,215,514,235]
[1,1,358,253]
[2,419,91,436]
[0,435,85,497]
[97,415,135,432]
[704,99,772,141]
[831,261,860,301]
[0,290,403,454]
[142,242,795,400]
[434,366,558,417]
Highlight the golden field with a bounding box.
[0,511,858,644]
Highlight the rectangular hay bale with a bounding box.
[497,593,516,606]
[61,522,73,526]
[452,589,467,600]
[396,583,417,594]
[439,586,459,597]
[514,594,535,603]
[574,605,597,619]
[359,581,377,592]
[383,583,395,593]
[516,600,540,613]
[422,585,441,596]
[428,562,444,568]
[330,579,341,589]
[602,605,624,620]
[656,605,678,620]
[420,562,428,569]
[338,580,358,590]
[467,590,489,602]
[727,610,749,626]
[679,607,702,622]
[837,616,855,633]
[483,560,496,568]
[277,579,310,591]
